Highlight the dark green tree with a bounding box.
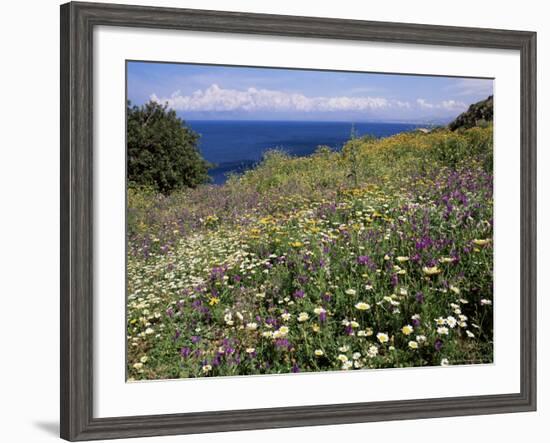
[127,100,211,193]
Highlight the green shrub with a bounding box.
[127,100,211,193]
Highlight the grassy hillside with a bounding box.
[127,125,493,379]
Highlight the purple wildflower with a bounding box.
[416,237,433,251]
[180,347,191,358]
[225,346,235,355]
[275,338,291,350]
[357,255,371,266]
[391,274,398,287]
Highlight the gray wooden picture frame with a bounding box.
[60,1,537,441]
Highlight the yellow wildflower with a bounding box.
[422,266,441,276]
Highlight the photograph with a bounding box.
[126,62,495,380]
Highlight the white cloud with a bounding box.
[151,84,400,113]
[441,100,466,110]
[151,84,466,114]
[395,101,411,109]
[417,98,467,111]
[416,98,434,109]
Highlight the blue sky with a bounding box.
[127,61,493,123]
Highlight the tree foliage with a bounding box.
[127,101,211,193]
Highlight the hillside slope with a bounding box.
[126,125,494,379]
[449,95,493,131]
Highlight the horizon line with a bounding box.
[182,118,445,125]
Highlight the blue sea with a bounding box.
[187,120,420,184]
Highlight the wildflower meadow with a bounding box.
[127,126,494,380]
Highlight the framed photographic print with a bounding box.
[60,1,537,441]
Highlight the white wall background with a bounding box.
[0,0,546,442]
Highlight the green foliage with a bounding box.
[235,126,493,194]
[432,137,469,169]
[127,100,211,193]
[463,125,494,173]
[342,125,362,188]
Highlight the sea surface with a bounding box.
[187,120,420,184]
